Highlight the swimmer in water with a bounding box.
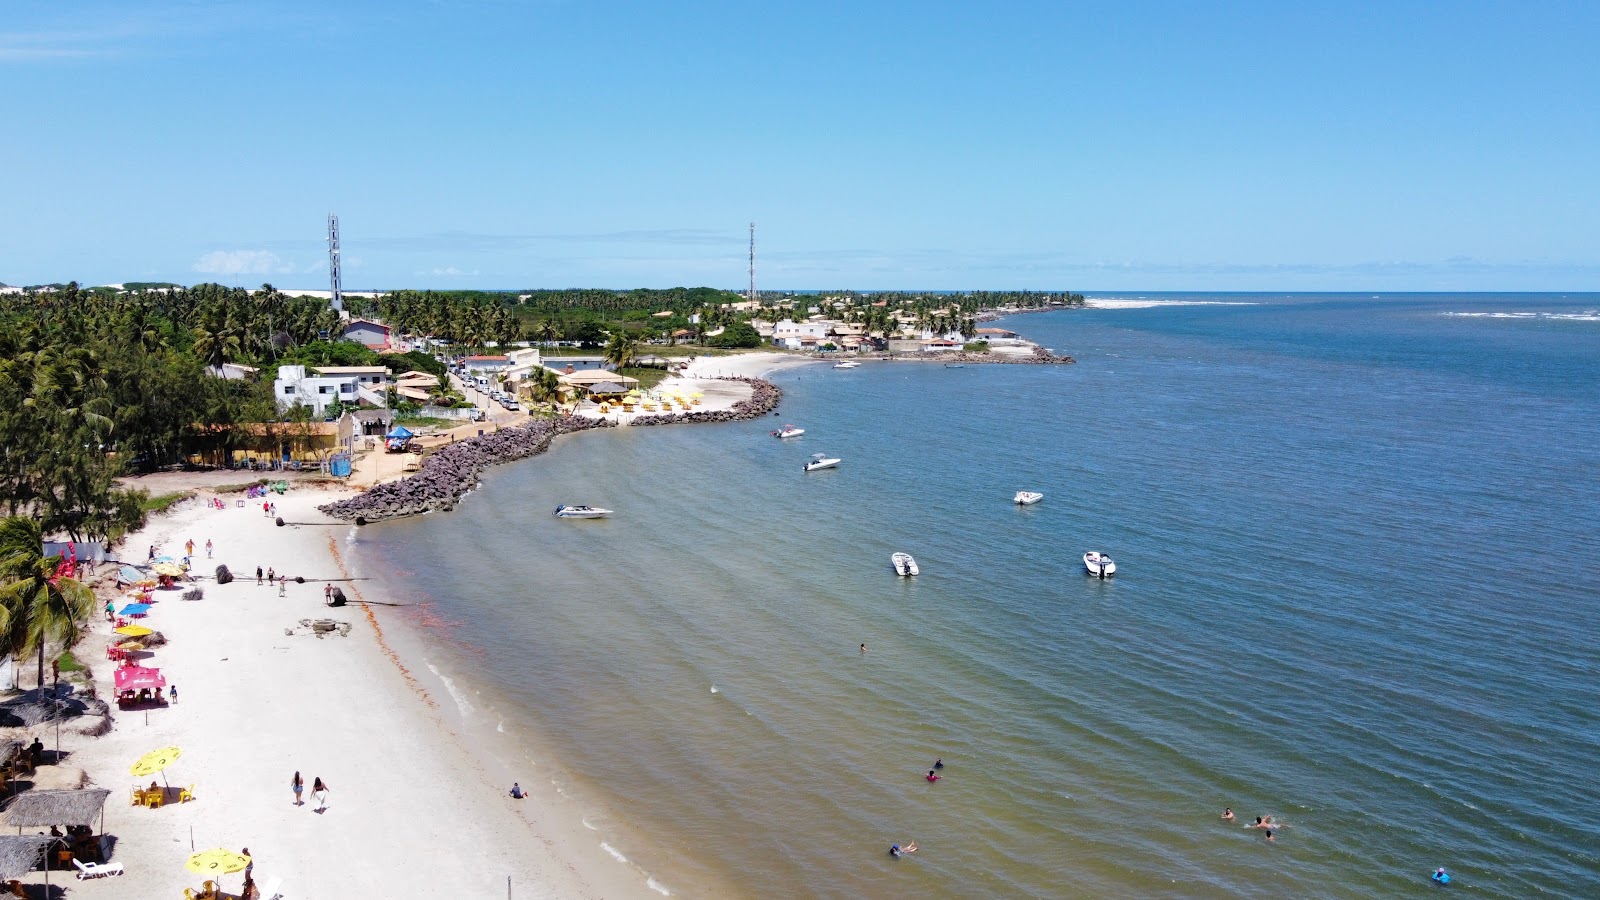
[902,841,917,853]
[926,770,941,782]
[1265,830,1276,843]
[1432,867,1450,885]
[1221,808,1234,821]
[860,643,867,653]
[934,758,943,769]
[888,844,902,858]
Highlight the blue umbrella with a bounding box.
[119,603,153,616]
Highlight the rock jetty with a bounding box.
[320,416,613,524]
[319,378,782,523]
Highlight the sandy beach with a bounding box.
[45,488,655,900]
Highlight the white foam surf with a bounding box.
[424,660,474,717]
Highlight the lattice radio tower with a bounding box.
[327,213,344,313]
[747,222,756,303]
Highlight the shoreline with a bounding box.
[55,488,659,899]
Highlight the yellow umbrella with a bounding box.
[115,640,146,651]
[130,746,182,779]
[114,624,153,637]
[151,563,184,576]
[186,847,251,877]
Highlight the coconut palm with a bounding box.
[603,331,641,369]
[0,516,96,692]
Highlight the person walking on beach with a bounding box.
[312,777,330,812]
[168,684,177,704]
[256,566,263,585]
[291,771,304,806]
[278,575,287,597]
[324,584,332,603]
[205,539,213,559]
[185,538,194,557]
[267,566,274,584]
[104,599,115,622]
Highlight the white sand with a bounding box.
[54,490,654,900]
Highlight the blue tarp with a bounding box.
[118,566,144,584]
[119,603,152,615]
[385,426,415,439]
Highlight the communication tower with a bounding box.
[747,222,756,303]
[327,213,343,313]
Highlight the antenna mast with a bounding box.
[327,213,343,313]
[747,222,756,303]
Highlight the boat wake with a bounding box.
[1442,310,1600,321]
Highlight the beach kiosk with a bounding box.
[384,425,415,453]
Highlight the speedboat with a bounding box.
[554,505,612,519]
[833,361,860,369]
[891,552,919,576]
[771,424,805,439]
[1014,491,1044,506]
[804,453,841,472]
[1083,551,1116,578]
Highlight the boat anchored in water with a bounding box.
[1014,491,1044,506]
[771,424,805,439]
[804,453,841,472]
[891,552,920,576]
[554,505,612,519]
[1083,551,1116,578]
[833,361,860,369]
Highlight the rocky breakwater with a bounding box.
[628,377,782,428]
[320,416,614,524]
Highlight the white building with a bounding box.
[273,365,391,415]
[771,320,832,350]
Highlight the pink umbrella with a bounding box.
[114,666,167,692]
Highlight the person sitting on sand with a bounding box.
[1222,808,1234,821]
[926,770,941,782]
[510,782,524,799]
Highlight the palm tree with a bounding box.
[536,321,558,347]
[603,331,640,369]
[0,517,96,692]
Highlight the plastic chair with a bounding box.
[179,784,195,803]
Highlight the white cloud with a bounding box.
[425,266,480,277]
[193,250,293,275]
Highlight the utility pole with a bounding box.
[328,213,343,313]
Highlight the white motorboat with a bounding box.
[803,453,841,472]
[554,504,612,519]
[1014,491,1044,506]
[1083,551,1116,578]
[771,424,805,439]
[833,361,860,369]
[891,552,919,576]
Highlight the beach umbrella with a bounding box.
[151,562,184,577]
[115,640,146,651]
[114,624,154,637]
[185,848,251,893]
[119,602,153,616]
[131,745,182,788]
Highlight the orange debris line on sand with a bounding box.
[326,535,437,710]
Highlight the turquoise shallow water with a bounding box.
[354,294,1600,898]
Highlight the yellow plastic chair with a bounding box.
[179,784,195,803]
[184,890,198,900]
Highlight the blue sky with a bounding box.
[3,1,1597,291]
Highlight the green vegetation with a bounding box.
[707,321,763,349]
[963,341,991,352]
[393,415,454,428]
[617,367,668,390]
[140,490,192,514]
[0,516,97,689]
[55,649,84,672]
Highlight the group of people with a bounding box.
[290,771,331,812]
[887,758,945,860]
[1222,808,1281,842]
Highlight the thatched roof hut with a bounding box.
[0,788,111,827]
[0,835,52,879]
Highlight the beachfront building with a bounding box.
[558,368,639,399]
[463,355,509,374]
[341,318,392,349]
[974,327,1027,347]
[273,365,391,415]
[772,320,831,350]
[500,348,545,387]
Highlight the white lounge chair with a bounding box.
[73,858,125,879]
[258,875,283,899]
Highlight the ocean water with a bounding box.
[352,293,1600,898]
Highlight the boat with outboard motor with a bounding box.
[1083,551,1116,578]
[804,453,841,472]
[1014,491,1044,506]
[554,505,612,519]
[771,424,805,438]
[891,552,919,576]
[833,361,860,369]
